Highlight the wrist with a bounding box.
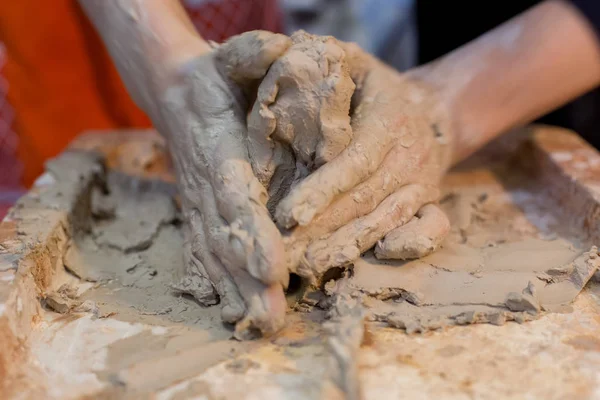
[405,64,459,169]
[141,34,211,116]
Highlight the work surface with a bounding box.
[1,125,600,399]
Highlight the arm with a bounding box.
[78,0,210,115]
[412,0,600,163]
[79,0,293,336]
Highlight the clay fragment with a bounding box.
[505,282,541,314]
[44,284,80,314]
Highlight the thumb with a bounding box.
[215,30,291,87]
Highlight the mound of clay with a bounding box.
[247,30,355,210]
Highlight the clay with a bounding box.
[89,174,178,253]
[247,30,355,209]
[44,284,80,314]
[328,186,600,333]
[63,172,227,329]
[22,152,335,396]
[31,32,600,345]
[323,282,365,400]
[9,126,600,398]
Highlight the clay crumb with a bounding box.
[504,281,540,314]
[44,284,81,314]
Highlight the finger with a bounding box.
[229,268,287,339]
[198,183,287,336]
[285,142,422,270]
[375,203,450,260]
[181,49,287,287]
[187,209,246,323]
[196,75,287,287]
[216,31,292,86]
[210,157,288,287]
[304,184,440,275]
[275,114,398,229]
[284,156,402,277]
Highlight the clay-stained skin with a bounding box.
[247,31,355,207]
[252,37,453,284]
[158,31,294,338]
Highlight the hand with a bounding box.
[149,32,292,337]
[276,41,454,282]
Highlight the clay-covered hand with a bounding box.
[277,41,454,282]
[151,31,292,337]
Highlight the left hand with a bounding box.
[151,32,292,337]
[274,41,454,282]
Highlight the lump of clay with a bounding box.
[247,30,355,208]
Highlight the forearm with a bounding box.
[412,0,600,163]
[79,0,210,113]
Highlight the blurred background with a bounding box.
[0,0,597,217]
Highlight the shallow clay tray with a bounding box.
[2,125,600,399]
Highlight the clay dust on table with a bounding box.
[19,129,599,398]
[315,162,598,333]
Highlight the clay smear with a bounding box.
[325,182,600,332]
[347,240,598,333]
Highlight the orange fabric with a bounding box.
[0,0,151,187]
[0,0,283,188]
